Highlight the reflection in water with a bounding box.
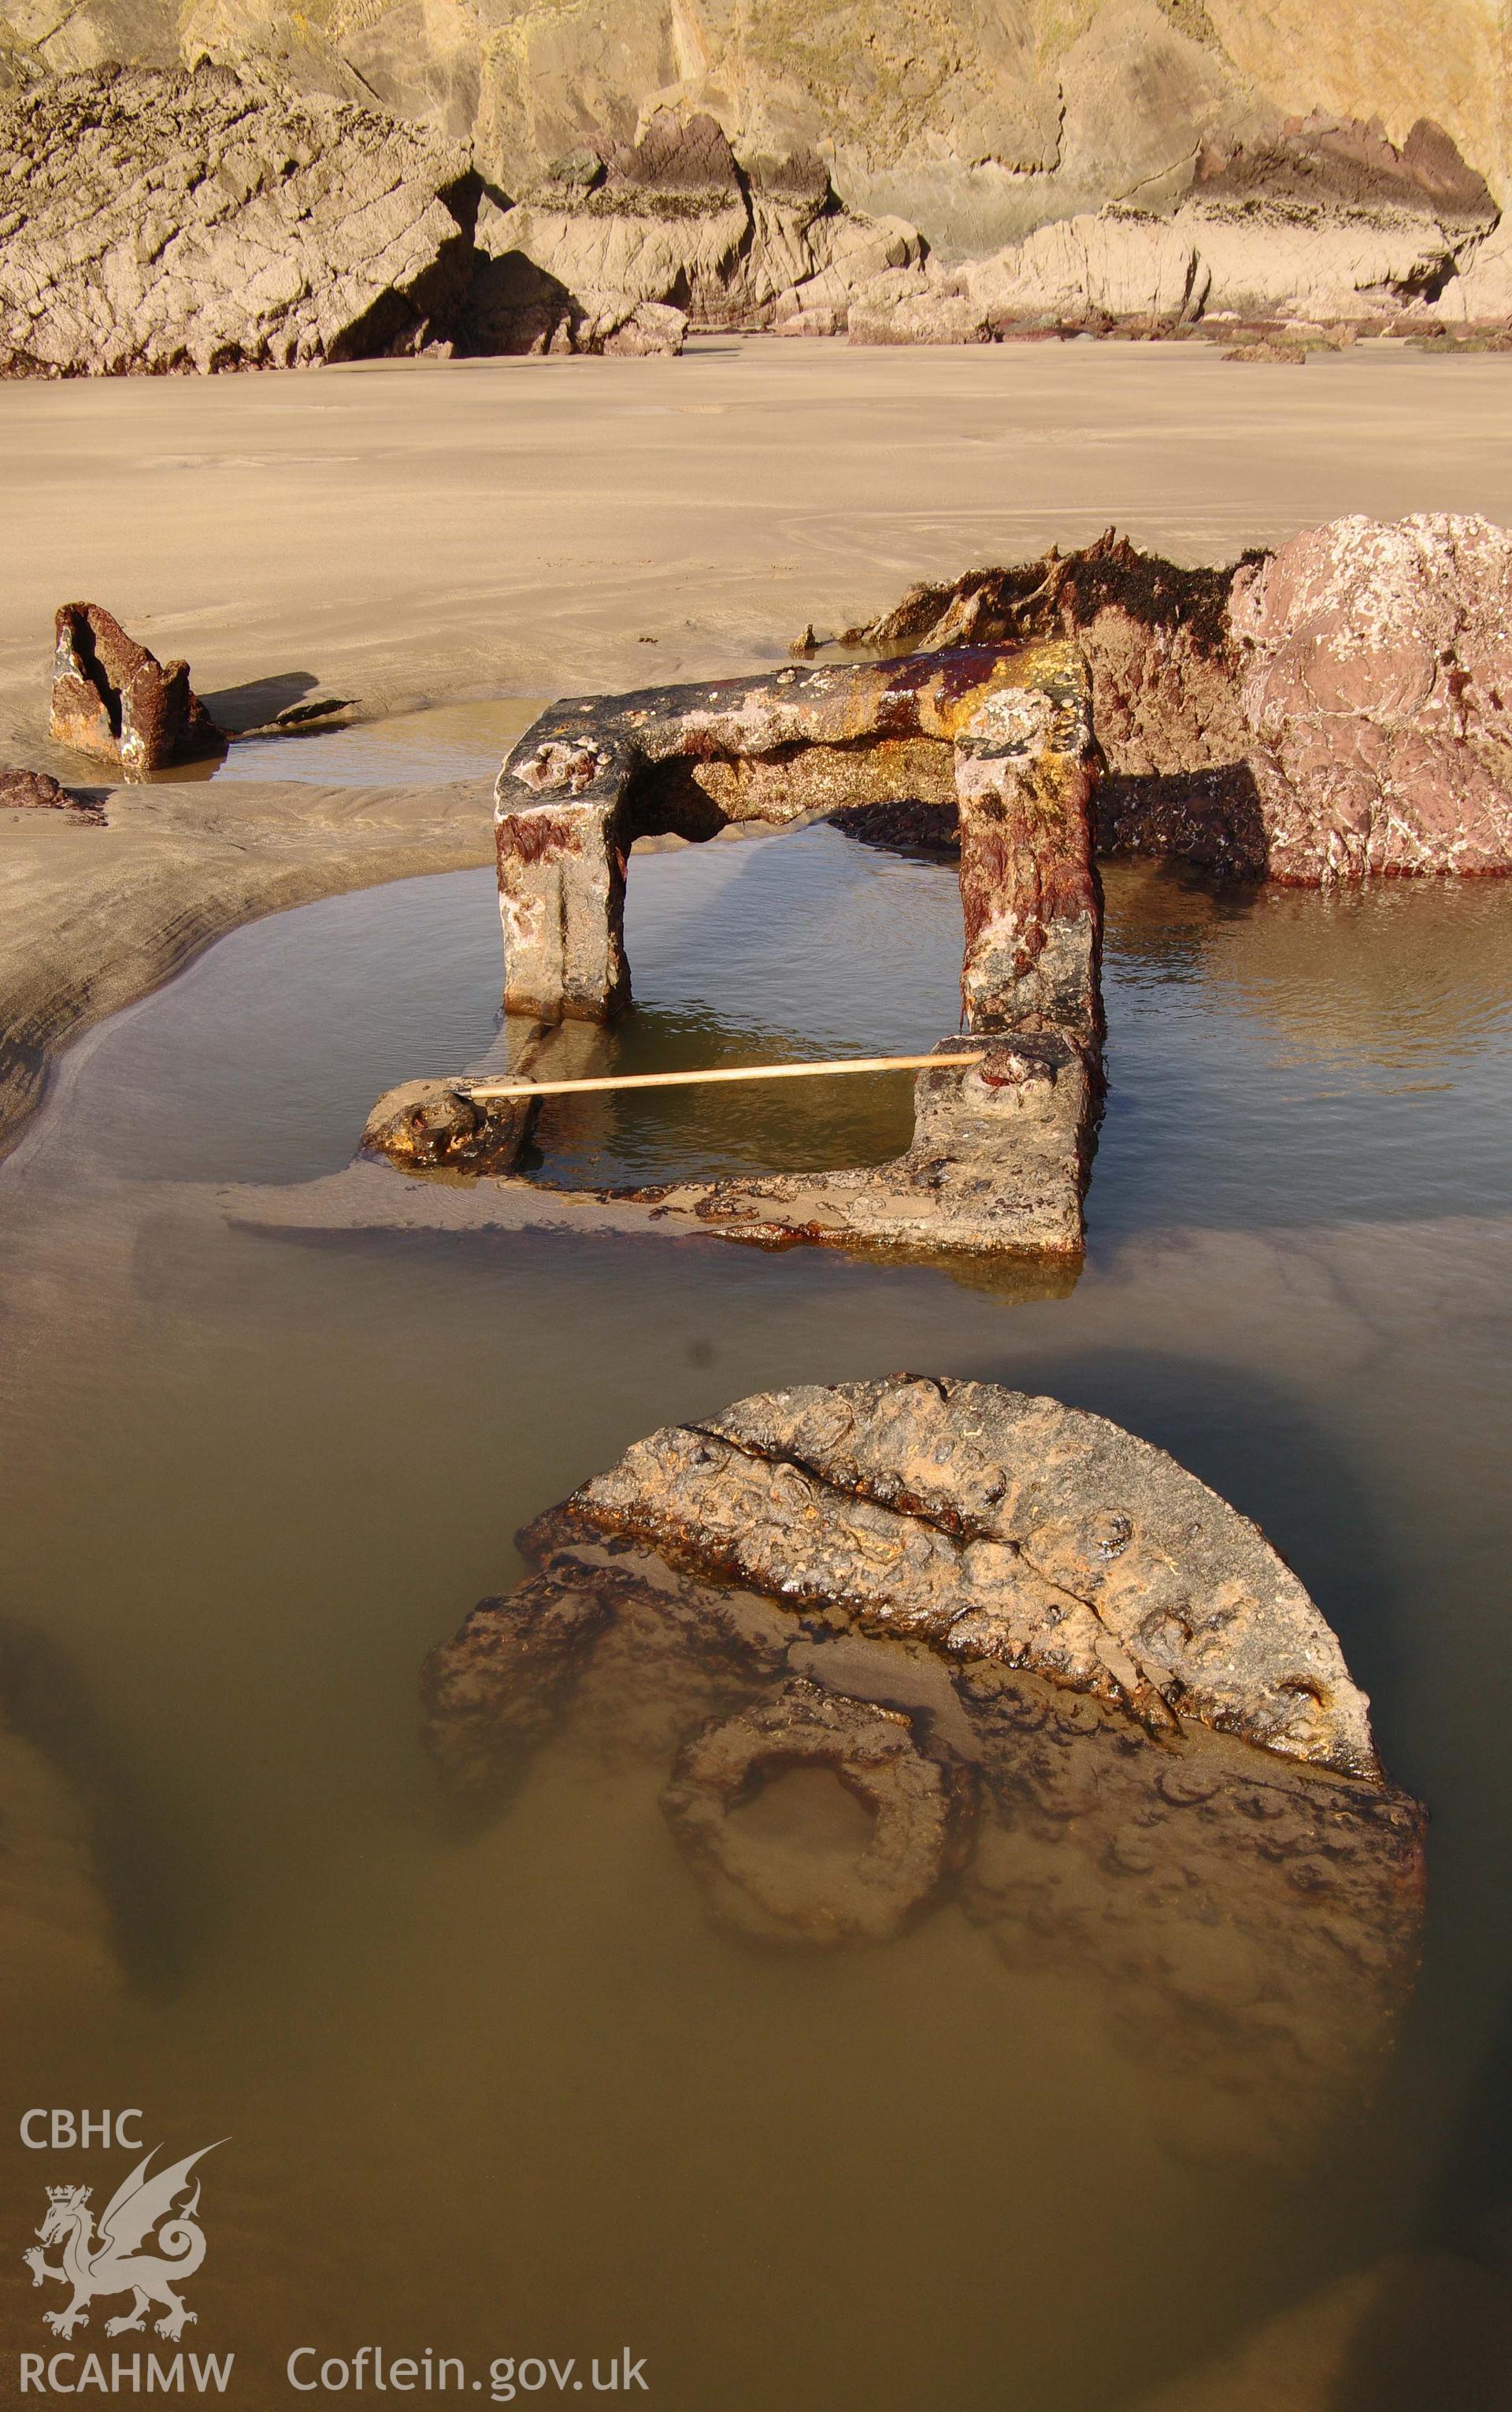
[0,1627,120,2049]
[512,832,1512,1214]
[0,1616,207,1996]
[0,843,1510,2403]
[143,697,546,787]
[1100,864,1512,1236]
[526,826,967,1187]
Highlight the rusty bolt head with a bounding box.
[975,1043,1057,1090]
[516,740,606,795]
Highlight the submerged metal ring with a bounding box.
[661,1678,976,1945]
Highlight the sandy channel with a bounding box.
[4,331,1512,1151]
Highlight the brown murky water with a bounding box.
[2,824,1512,2408]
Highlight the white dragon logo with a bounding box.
[23,2142,221,2343]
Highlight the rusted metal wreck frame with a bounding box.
[493,639,1100,1040]
[432,639,1105,1258]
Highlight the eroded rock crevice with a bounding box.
[0,74,924,371]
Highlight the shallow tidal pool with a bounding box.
[2,827,1511,2408]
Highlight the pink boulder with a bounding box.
[1231,513,1512,883]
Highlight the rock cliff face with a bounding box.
[466,108,921,353]
[2,0,1506,258]
[0,69,921,368]
[842,113,1499,339]
[0,15,1507,365]
[0,64,475,372]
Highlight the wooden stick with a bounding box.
[461,1050,984,1102]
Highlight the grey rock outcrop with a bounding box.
[1185,111,1495,320]
[0,69,928,370]
[2,57,1503,369]
[0,63,475,374]
[965,207,1209,328]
